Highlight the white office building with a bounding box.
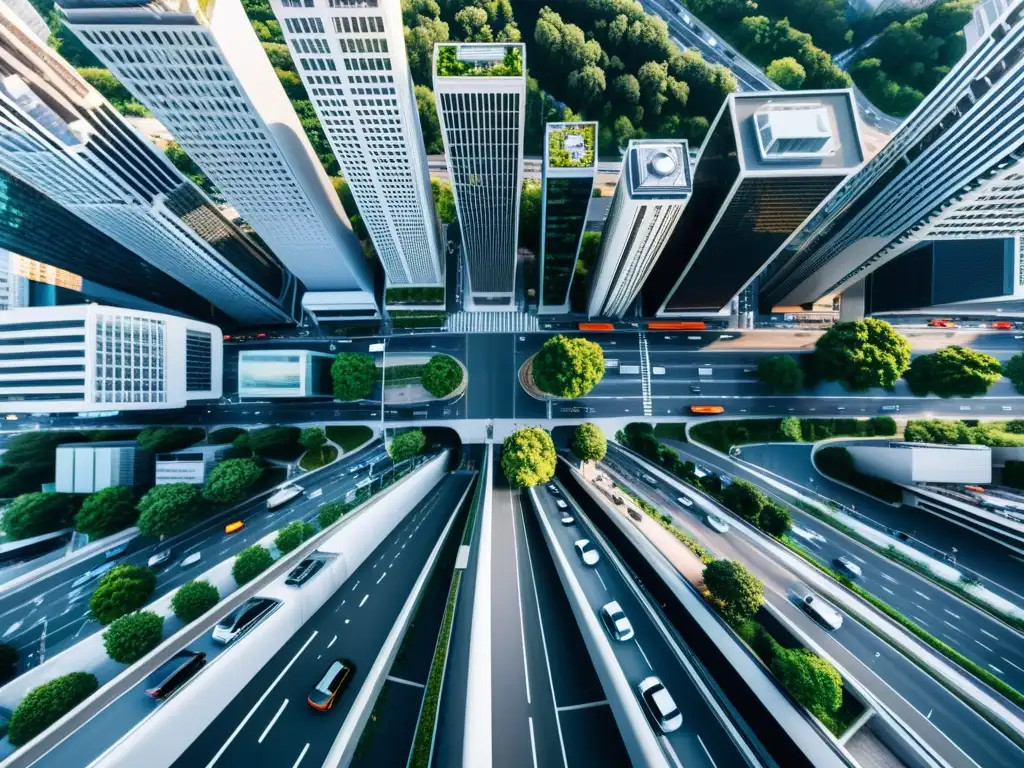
[848,442,992,485]
[0,304,222,412]
[760,2,1024,309]
[55,440,152,493]
[58,0,378,319]
[270,0,443,289]
[155,444,231,485]
[433,43,525,310]
[587,140,692,318]
[237,348,333,399]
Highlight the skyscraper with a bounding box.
[760,2,1024,309]
[643,91,863,317]
[269,0,443,290]
[0,3,301,326]
[58,0,377,319]
[433,42,525,311]
[539,122,597,314]
[587,139,691,318]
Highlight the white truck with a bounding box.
[619,365,641,375]
[698,367,713,377]
[267,484,304,511]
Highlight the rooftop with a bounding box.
[434,43,523,78]
[624,139,691,201]
[546,122,597,169]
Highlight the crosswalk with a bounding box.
[445,311,540,334]
[638,332,652,417]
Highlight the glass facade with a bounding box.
[185,329,213,392]
[93,314,165,405]
[541,176,591,307]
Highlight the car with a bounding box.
[959,405,971,411]
[224,520,245,534]
[724,49,737,59]
[561,514,575,525]
[147,549,173,569]
[574,539,600,566]
[179,552,202,569]
[687,335,701,340]
[706,35,718,47]
[705,514,729,534]
[70,560,119,590]
[833,556,863,579]
[547,483,560,495]
[286,558,325,587]
[636,676,683,732]
[308,658,355,711]
[790,583,843,631]
[790,524,826,546]
[212,597,277,644]
[104,542,129,560]
[742,367,756,374]
[689,385,701,394]
[145,650,207,699]
[4,414,17,421]
[676,496,693,508]
[881,405,899,412]
[556,499,569,510]
[600,601,635,641]
[641,473,658,487]
[1002,406,1013,412]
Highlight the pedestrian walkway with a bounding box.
[445,311,539,334]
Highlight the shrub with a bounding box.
[89,565,157,625]
[572,422,607,462]
[0,430,90,498]
[0,643,17,683]
[758,356,804,394]
[6,672,99,746]
[135,426,204,454]
[531,335,604,398]
[275,520,316,554]
[1005,353,1024,394]
[74,486,138,539]
[777,416,803,442]
[721,479,767,525]
[501,427,556,487]
[247,425,302,460]
[904,346,1002,397]
[233,545,274,586]
[759,501,792,537]
[171,580,220,623]
[331,352,377,400]
[136,483,200,538]
[202,458,263,504]
[102,611,164,664]
[318,500,354,529]
[389,429,426,462]
[209,427,247,445]
[702,560,763,623]
[299,427,327,453]
[771,648,843,720]
[421,354,463,397]
[1,492,77,540]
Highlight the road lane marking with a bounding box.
[359,594,369,608]
[291,743,310,768]
[976,641,994,652]
[528,717,538,768]
[351,581,360,591]
[913,590,931,601]
[257,699,287,743]
[981,629,999,640]
[635,639,653,670]
[912,615,929,626]
[376,572,386,584]
[557,700,608,712]
[661,736,684,768]
[881,586,894,596]
[989,664,1005,675]
[944,609,961,620]
[328,635,336,648]
[205,631,318,767]
[595,571,608,591]
[508,492,533,706]
[697,735,718,768]
[1001,657,1024,673]
[880,573,898,584]
[386,675,425,688]
[912,603,928,612]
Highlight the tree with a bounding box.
[455,5,492,41]
[404,0,449,85]
[390,429,427,462]
[6,672,99,747]
[771,648,843,719]
[531,335,605,398]
[572,423,607,462]
[0,430,89,497]
[135,426,204,454]
[502,428,556,488]
[171,580,220,623]
[814,319,911,391]
[757,355,804,394]
[702,559,763,623]
[247,425,302,459]
[568,65,607,105]
[89,565,157,625]
[616,421,660,461]
[319,500,354,529]
[1,492,77,541]
[415,85,444,154]
[300,427,327,453]
[759,501,792,537]
[1005,353,1024,394]
[74,486,138,539]
[422,354,463,397]
[777,416,803,442]
[332,352,377,400]
[233,545,274,586]
[766,57,806,89]
[722,479,767,525]
[102,611,164,664]
[905,346,1003,397]
[136,483,200,538]
[0,642,16,683]
[431,178,456,223]
[202,458,263,505]
[276,520,316,554]
[519,179,542,254]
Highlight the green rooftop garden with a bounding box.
[548,124,596,168]
[436,45,522,78]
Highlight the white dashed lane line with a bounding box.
[358,594,369,608]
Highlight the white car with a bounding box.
[705,514,729,534]
[834,555,863,579]
[212,598,276,644]
[147,549,173,569]
[676,496,693,508]
[600,601,635,641]
[556,499,568,510]
[960,405,971,411]
[574,539,600,567]
[790,524,826,546]
[706,35,718,47]
[637,677,683,732]
[561,514,575,525]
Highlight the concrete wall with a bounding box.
[848,443,991,484]
[990,446,1024,468]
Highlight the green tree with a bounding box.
[247,425,302,459]
[1,492,77,541]
[74,486,138,539]
[501,427,556,488]
[519,178,542,254]
[171,580,220,623]
[232,545,274,586]
[89,565,157,625]
[135,483,200,538]
[0,430,89,497]
[415,85,444,154]
[722,479,767,525]
[777,416,803,442]
[135,426,204,454]
[1005,353,1024,394]
[332,352,377,400]
[531,335,605,398]
[102,611,164,664]
[275,520,317,554]
[905,346,1003,397]
[422,354,463,397]
[431,178,456,223]
[404,2,450,86]
[390,429,427,462]
[814,319,911,391]
[572,422,607,462]
[261,41,294,71]
[300,427,327,453]
[702,559,764,623]
[766,56,806,89]
[759,501,792,537]
[202,458,263,505]
[0,642,16,683]
[319,500,354,529]
[757,355,804,394]
[6,672,99,747]
[771,648,843,719]
[455,5,492,41]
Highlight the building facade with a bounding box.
[237,348,333,399]
[587,140,691,318]
[58,0,378,319]
[433,43,525,310]
[847,442,992,485]
[643,91,863,317]
[270,0,443,289]
[155,444,231,485]
[760,3,1024,309]
[539,122,597,314]
[0,304,222,412]
[55,440,153,494]
[0,3,303,326]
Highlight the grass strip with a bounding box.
[325,425,374,453]
[299,445,338,471]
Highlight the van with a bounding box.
[651,367,666,375]
[881,405,899,413]
[619,365,641,375]
[790,583,843,631]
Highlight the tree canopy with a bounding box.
[103,611,164,664]
[1005,353,1024,395]
[331,353,377,401]
[814,319,911,391]
[275,520,317,554]
[171,580,220,623]
[135,426,204,454]
[572,422,607,462]
[431,179,457,223]
[422,354,463,397]
[299,427,328,453]
[702,559,763,623]
[135,483,200,538]
[202,458,263,505]
[766,56,806,89]
[531,335,605,398]
[0,430,89,497]
[905,345,1002,398]
[722,479,768,526]
[6,672,99,746]
[89,565,157,625]
[759,500,792,537]
[1,492,77,541]
[770,647,844,720]
[233,545,274,586]
[757,355,804,394]
[74,486,138,539]
[390,429,427,462]
[243,425,302,460]
[501,427,556,487]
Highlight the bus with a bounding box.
[991,321,1014,330]
[578,322,614,331]
[648,321,706,331]
[267,484,304,511]
[928,319,958,328]
[964,485,986,493]
[689,405,724,415]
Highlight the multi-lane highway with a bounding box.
[171,471,473,768]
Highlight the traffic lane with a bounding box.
[172,472,472,768]
[535,485,740,768]
[466,333,515,419]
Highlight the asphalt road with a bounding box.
[171,471,473,768]
[603,445,1024,768]
[0,442,391,678]
[535,476,751,768]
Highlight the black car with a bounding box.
[286,558,325,587]
[212,597,277,644]
[145,650,206,699]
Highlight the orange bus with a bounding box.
[689,405,725,415]
[648,321,707,331]
[578,322,615,331]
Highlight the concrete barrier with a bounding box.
[1,452,448,768]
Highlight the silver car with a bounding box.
[574,539,600,567]
[637,676,682,732]
[600,601,634,641]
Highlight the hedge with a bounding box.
[389,311,446,329]
[385,286,444,305]
[102,611,164,664]
[171,580,220,623]
[689,416,897,453]
[7,672,99,746]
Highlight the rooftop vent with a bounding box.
[753,103,836,162]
